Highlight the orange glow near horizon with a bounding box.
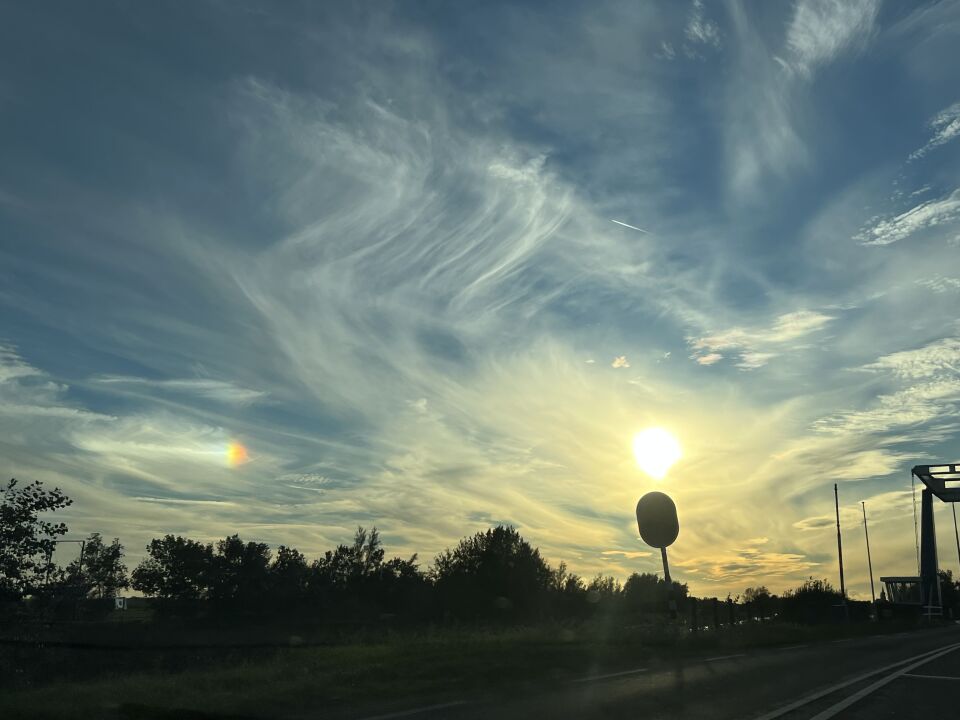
[227,441,249,467]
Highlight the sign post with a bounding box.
[636,491,680,617]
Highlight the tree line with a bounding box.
[4,478,958,624]
[1,478,692,622]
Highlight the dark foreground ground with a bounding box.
[2,622,959,719]
[411,624,960,720]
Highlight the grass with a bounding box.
[0,618,924,719]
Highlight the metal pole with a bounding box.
[835,484,846,599]
[953,503,960,574]
[660,546,672,584]
[661,546,677,619]
[862,502,876,605]
[913,472,921,575]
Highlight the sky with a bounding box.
[1,0,960,599]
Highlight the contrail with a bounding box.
[611,219,650,233]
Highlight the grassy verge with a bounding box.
[0,619,924,719]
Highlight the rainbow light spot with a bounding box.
[227,442,249,467]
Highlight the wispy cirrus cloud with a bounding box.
[689,310,834,369]
[684,0,721,52]
[725,0,878,201]
[909,101,960,160]
[861,337,960,379]
[785,0,879,77]
[93,376,267,405]
[916,275,960,293]
[854,189,960,246]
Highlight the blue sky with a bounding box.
[2,0,960,597]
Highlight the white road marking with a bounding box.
[808,643,960,719]
[903,672,960,680]
[359,701,469,720]
[705,653,746,662]
[830,638,852,644]
[779,644,808,651]
[573,667,649,683]
[751,642,960,720]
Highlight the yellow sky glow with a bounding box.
[633,427,682,480]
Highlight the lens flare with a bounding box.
[632,428,681,480]
[227,441,249,467]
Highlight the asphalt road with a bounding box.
[355,626,960,720]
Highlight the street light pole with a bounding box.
[862,502,876,605]
[952,504,960,575]
[835,484,846,599]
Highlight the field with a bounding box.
[0,616,921,719]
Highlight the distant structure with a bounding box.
[910,464,959,616]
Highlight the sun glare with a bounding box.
[227,441,249,467]
[632,427,681,480]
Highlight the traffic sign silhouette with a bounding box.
[635,491,679,548]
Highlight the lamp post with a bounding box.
[862,502,876,607]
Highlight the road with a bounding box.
[354,626,960,720]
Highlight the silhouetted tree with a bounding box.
[209,535,272,614]
[743,585,774,619]
[623,572,660,612]
[780,578,843,624]
[548,561,588,617]
[0,478,72,601]
[432,526,552,621]
[310,527,426,620]
[938,569,959,617]
[311,526,384,614]
[270,545,310,605]
[131,535,214,609]
[65,533,129,599]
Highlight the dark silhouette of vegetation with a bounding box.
[4,479,956,629]
[433,526,552,620]
[130,535,215,610]
[66,533,129,599]
[0,478,71,602]
[779,577,844,623]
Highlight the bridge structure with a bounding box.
[912,463,960,616]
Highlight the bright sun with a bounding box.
[632,427,682,480]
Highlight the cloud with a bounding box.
[785,0,880,77]
[684,0,721,51]
[724,0,878,201]
[93,376,267,405]
[909,101,960,160]
[794,489,914,532]
[814,378,960,438]
[854,189,960,246]
[695,352,723,366]
[611,355,630,368]
[0,344,43,384]
[736,352,777,370]
[601,550,652,559]
[689,310,834,369]
[675,548,819,583]
[916,275,960,293]
[861,337,960,380]
[408,398,429,413]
